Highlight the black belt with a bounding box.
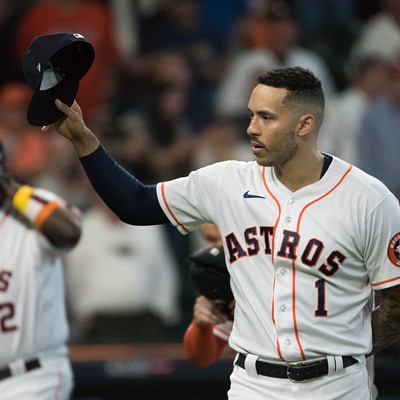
[0,358,41,382]
[236,353,358,382]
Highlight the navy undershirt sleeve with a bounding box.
[79,145,170,225]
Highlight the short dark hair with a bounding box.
[257,66,325,127]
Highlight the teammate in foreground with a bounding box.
[47,66,400,399]
[184,223,234,367]
[0,142,81,399]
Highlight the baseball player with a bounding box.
[186,224,379,398]
[47,66,400,399]
[0,141,82,399]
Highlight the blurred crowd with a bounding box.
[1,0,400,346]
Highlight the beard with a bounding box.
[256,130,298,167]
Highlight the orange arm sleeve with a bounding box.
[183,321,228,367]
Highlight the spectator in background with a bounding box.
[351,0,400,63]
[289,0,359,46]
[137,55,194,182]
[213,48,279,129]
[12,0,122,124]
[110,111,160,184]
[139,0,224,54]
[215,0,336,125]
[358,55,400,199]
[318,55,391,166]
[112,50,192,132]
[290,0,361,90]
[137,0,227,129]
[0,81,49,183]
[65,189,182,344]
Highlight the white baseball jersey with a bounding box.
[157,155,400,363]
[0,205,72,398]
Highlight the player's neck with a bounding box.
[274,151,325,192]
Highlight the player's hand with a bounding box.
[41,100,84,140]
[193,295,228,326]
[42,99,100,157]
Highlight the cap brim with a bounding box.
[27,78,79,126]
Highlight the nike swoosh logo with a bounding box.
[243,190,265,199]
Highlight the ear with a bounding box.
[297,114,314,137]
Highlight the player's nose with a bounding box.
[246,117,260,137]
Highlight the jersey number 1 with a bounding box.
[315,279,328,317]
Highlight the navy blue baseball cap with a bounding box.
[22,32,95,126]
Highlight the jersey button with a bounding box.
[285,216,291,223]
[280,268,286,275]
[285,339,291,345]
[288,198,295,205]
[280,304,287,312]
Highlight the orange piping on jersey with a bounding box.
[292,164,353,360]
[160,182,190,233]
[274,276,284,361]
[290,258,305,359]
[261,167,283,358]
[276,338,284,361]
[296,165,353,225]
[371,275,400,287]
[261,168,282,258]
[271,276,276,325]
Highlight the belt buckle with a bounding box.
[286,361,310,383]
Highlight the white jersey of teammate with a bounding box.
[157,155,400,363]
[0,206,72,398]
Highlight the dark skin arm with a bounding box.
[369,285,400,356]
[40,206,82,249]
[0,175,81,249]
